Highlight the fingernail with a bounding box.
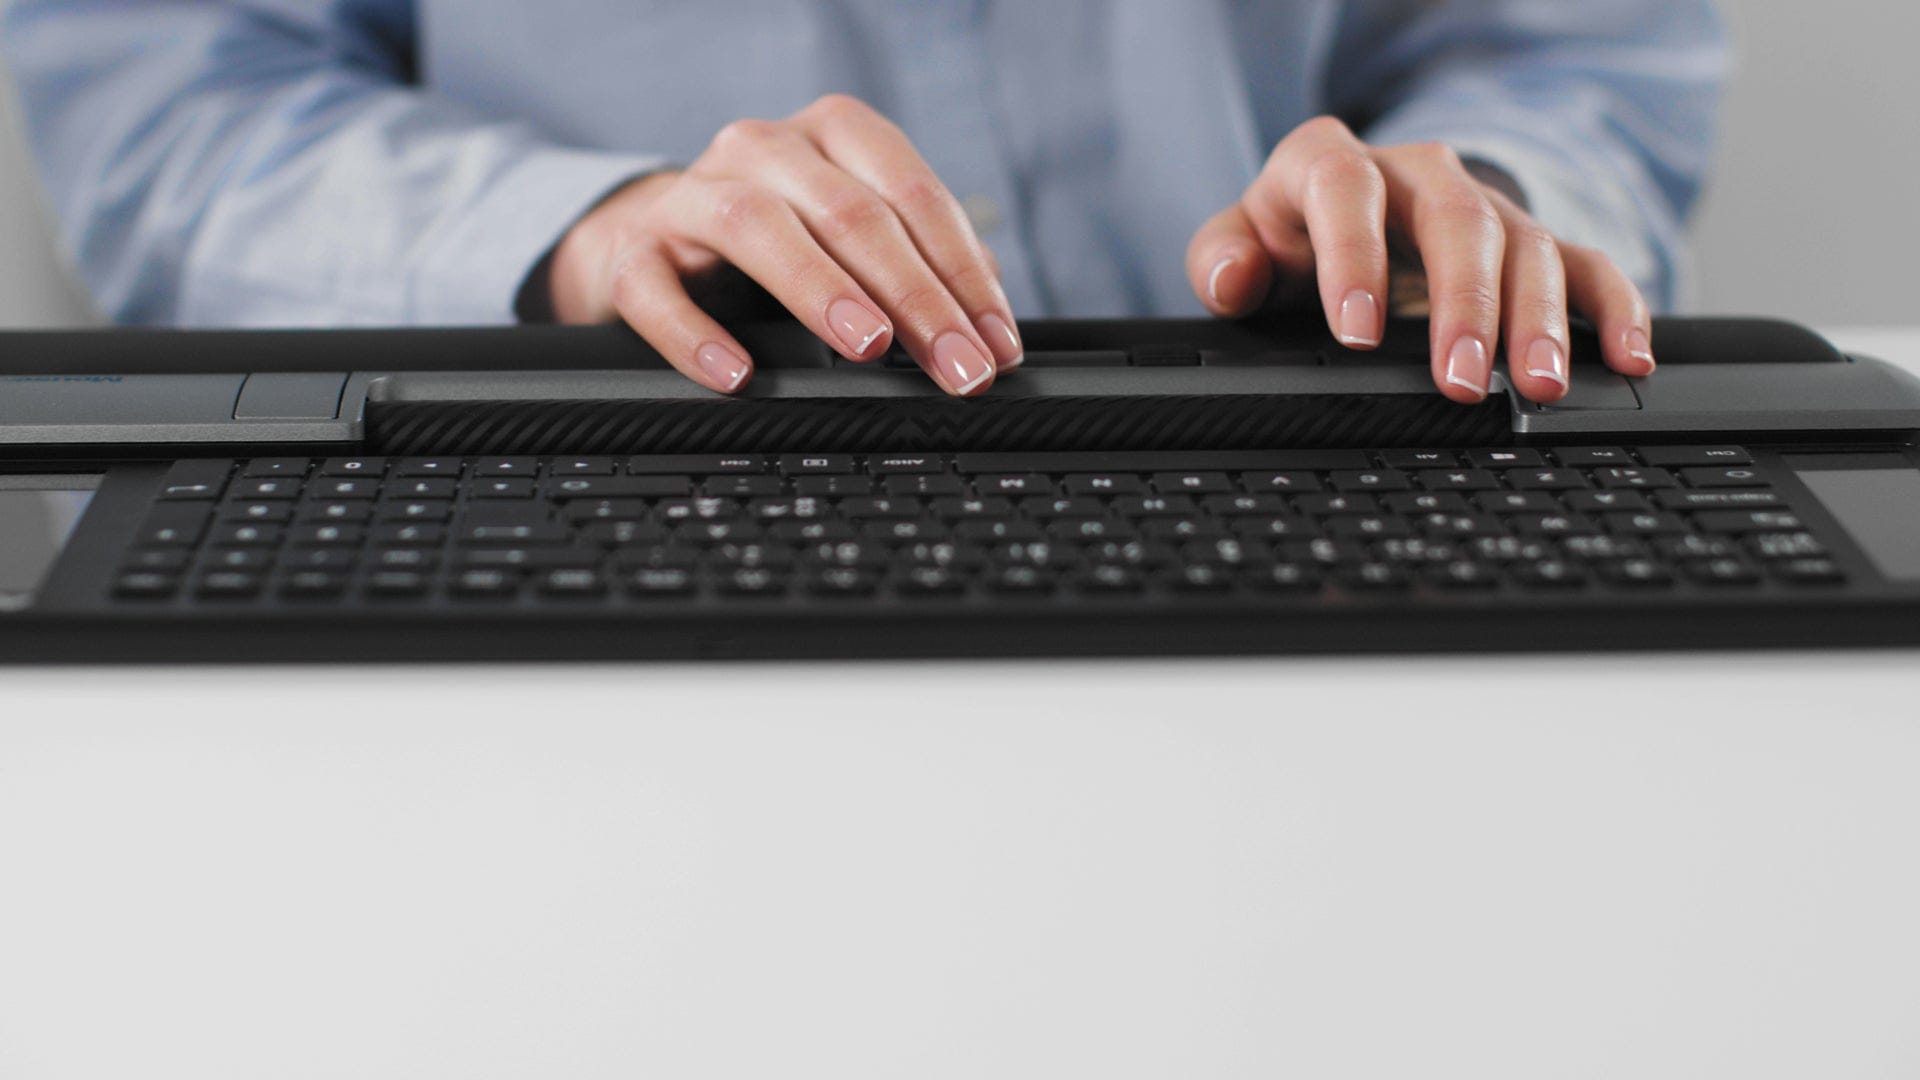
[1338,289,1381,348]
[828,298,890,359]
[975,312,1024,370]
[1445,337,1489,398]
[1525,339,1568,388]
[932,331,993,396]
[1624,328,1656,373]
[1207,256,1236,309]
[696,342,751,392]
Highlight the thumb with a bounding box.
[1186,203,1273,317]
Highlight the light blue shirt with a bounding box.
[3,1,1726,328]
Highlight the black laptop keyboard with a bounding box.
[112,445,1847,606]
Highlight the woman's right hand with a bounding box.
[546,94,1022,396]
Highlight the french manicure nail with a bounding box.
[1445,337,1489,398]
[1525,339,1568,388]
[975,312,1024,369]
[1338,289,1381,347]
[1207,256,1236,308]
[828,298,890,358]
[933,331,993,395]
[696,342,751,392]
[1624,327,1656,372]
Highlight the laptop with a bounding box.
[3,314,1918,661]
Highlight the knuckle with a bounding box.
[1439,277,1503,321]
[816,189,893,238]
[1432,188,1503,237]
[882,173,952,218]
[710,117,777,153]
[1407,140,1463,171]
[1297,114,1356,143]
[706,181,779,234]
[805,92,871,125]
[886,281,957,328]
[940,258,999,303]
[1508,222,1560,262]
[1302,149,1380,198]
[607,259,652,311]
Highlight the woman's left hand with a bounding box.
[1188,115,1658,404]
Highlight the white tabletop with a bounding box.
[4,328,1919,1079]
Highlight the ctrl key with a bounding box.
[113,571,181,600]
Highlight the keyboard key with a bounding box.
[377,499,454,522]
[1772,558,1845,585]
[1113,495,1198,517]
[364,571,430,598]
[1596,559,1674,588]
[309,478,380,500]
[793,476,876,497]
[1508,513,1597,538]
[394,457,463,477]
[293,502,371,524]
[883,473,966,498]
[1474,491,1559,514]
[288,524,364,547]
[1653,490,1783,511]
[1073,564,1144,593]
[1551,447,1633,468]
[1152,471,1233,495]
[547,476,692,499]
[1064,473,1146,496]
[1048,519,1138,542]
[200,548,274,571]
[627,568,698,596]
[563,499,650,523]
[1242,563,1319,592]
[1203,493,1291,516]
[1657,535,1740,561]
[195,571,264,599]
[158,459,233,500]
[657,497,741,522]
[866,454,946,474]
[1426,560,1500,590]
[1292,493,1377,516]
[1693,510,1804,534]
[836,497,919,521]
[1329,469,1412,493]
[1503,469,1589,491]
[1326,515,1412,540]
[1417,513,1504,539]
[974,473,1052,496]
[1601,511,1688,536]
[1416,469,1500,492]
[1566,490,1651,513]
[713,567,788,596]
[703,476,783,498]
[1335,562,1410,591]
[473,457,540,477]
[241,458,311,478]
[865,520,950,543]
[459,524,572,545]
[1682,558,1761,586]
[1638,446,1753,467]
[778,454,856,475]
[1512,559,1586,588]
[122,548,192,572]
[1678,466,1772,488]
[219,501,294,524]
[1464,449,1546,469]
[320,457,387,477]
[538,568,608,597]
[368,548,435,570]
[279,570,350,599]
[371,523,447,547]
[784,565,871,598]
[1141,519,1227,543]
[1228,516,1318,540]
[1377,449,1459,469]
[548,456,617,476]
[1239,470,1321,494]
[954,520,1044,543]
[1020,496,1105,521]
[471,478,538,499]
[629,455,768,475]
[1559,536,1647,561]
[207,523,282,547]
[112,572,180,599]
[983,566,1052,594]
[450,569,518,599]
[1381,492,1471,515]
[769,520,858,544]
[388,477,458,499]
[1747,532,1828,559]
[1594,467,1678,490]
[1161,564,1232,592]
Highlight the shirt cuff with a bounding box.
[409,145,667,326]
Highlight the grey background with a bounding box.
[0,3,1915,329]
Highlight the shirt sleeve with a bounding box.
[1,0,665,327]
[1322,0,1730,312]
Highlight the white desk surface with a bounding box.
[4,328,1920,1079]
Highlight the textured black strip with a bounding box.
[366,394,1511,455]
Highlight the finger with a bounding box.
[1490,197,1571,403]
[1375,143,1505,404]
[666,175,937,388]
[1186,202,1276,318]
[1254,116,1390,347]
[689,123,897,363]
[1562,243,1656,376]
[607,247,754,394]
[792,95,1021,374]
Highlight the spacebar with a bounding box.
[954,449,1372,473]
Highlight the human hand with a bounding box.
[547,94,1021,396]
[1188,116,1657,404]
